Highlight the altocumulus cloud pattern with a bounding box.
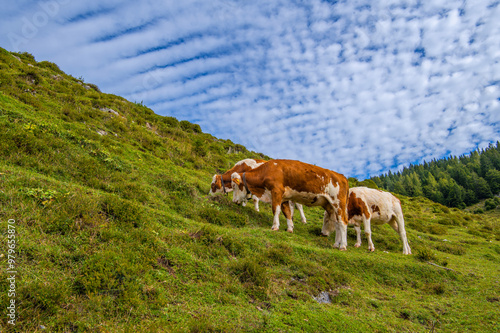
[1,0,499,178]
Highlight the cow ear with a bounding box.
[233,178,241,185]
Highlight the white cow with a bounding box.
[347,187,411,255]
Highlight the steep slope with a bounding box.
[0,48,499,332]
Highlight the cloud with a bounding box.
[1,0,499,179]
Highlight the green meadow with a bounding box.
[0,48,499,332]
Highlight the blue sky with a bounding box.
[1,0,499,179]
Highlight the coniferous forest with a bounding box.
[371,142,500,209]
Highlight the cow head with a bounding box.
[209,174,232,195]
[209,175,220,195]
[231,172,248,204]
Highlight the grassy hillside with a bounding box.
[0,48,499,332]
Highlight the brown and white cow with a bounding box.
[347,187,411,255]
[210,159,307,223]
[210,159,266,211]
[231,159,349,250]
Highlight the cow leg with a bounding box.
[333,202,348,251]
[363,217,375,252]
[271,204,281,231]
[271,190,284,231]
[389,215,412,255]
[334,216,342,248]
[336,217,348,251]
[353,223,362,247]
[295,203,307,224]
[253,195,260,212]
[281,201,294,233]
[321,207,336,237]
[289,201,295,220]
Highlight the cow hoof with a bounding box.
[271,227,279,231]
[354,244,361,248]
[287,229,293,233]
[369,248,375,252]
[339,247,347,251]
[302,220,307,224]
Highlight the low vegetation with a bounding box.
[0,48,499,332]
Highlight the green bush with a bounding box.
[484,198,498,210]
[101,195,145,227]
[180,120,197,132]
[474,208,484,214]
[265,242,293,264]
[415,248,437,262]
[230,258,269,299]
[22,278,69,315]
[435,243,466,255]
[193,138,207,157]
[424,283,447,295]
[74,250,140,297]
[429,224,447,235]
[37,61,64,74]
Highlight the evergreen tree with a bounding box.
[485,169,500,195]
[370,142,500,207]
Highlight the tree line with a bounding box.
[370,142,500,208]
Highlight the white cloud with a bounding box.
[0,0,499,179]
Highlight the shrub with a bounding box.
[101,195,145,227]
[193,138,207,157]
[424,283,446,295]
[180,120,196,132]
[22,278,69,315]
[435,243,466,255]
[415,248,436,262]
[37,61,64,74]
[230,258,269,300]
[162,116,179,127]
[74,250,140,297]
[220,210,248,228]
[429,224,447,235]
[265,242,293,264]
[484,198,498,211]
[231,259,269,287]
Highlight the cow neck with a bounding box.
[242,172,253,198]
[219,175,227,194]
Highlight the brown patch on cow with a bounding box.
[348,191,370,220]
[371,205,381,214]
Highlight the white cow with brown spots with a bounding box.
[231,159,349,250]
[348,187,411,255]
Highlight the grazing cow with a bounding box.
[210,159,266,211]
[231,159,349,250]
[210,159,307,223]
[347,187,411,255]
